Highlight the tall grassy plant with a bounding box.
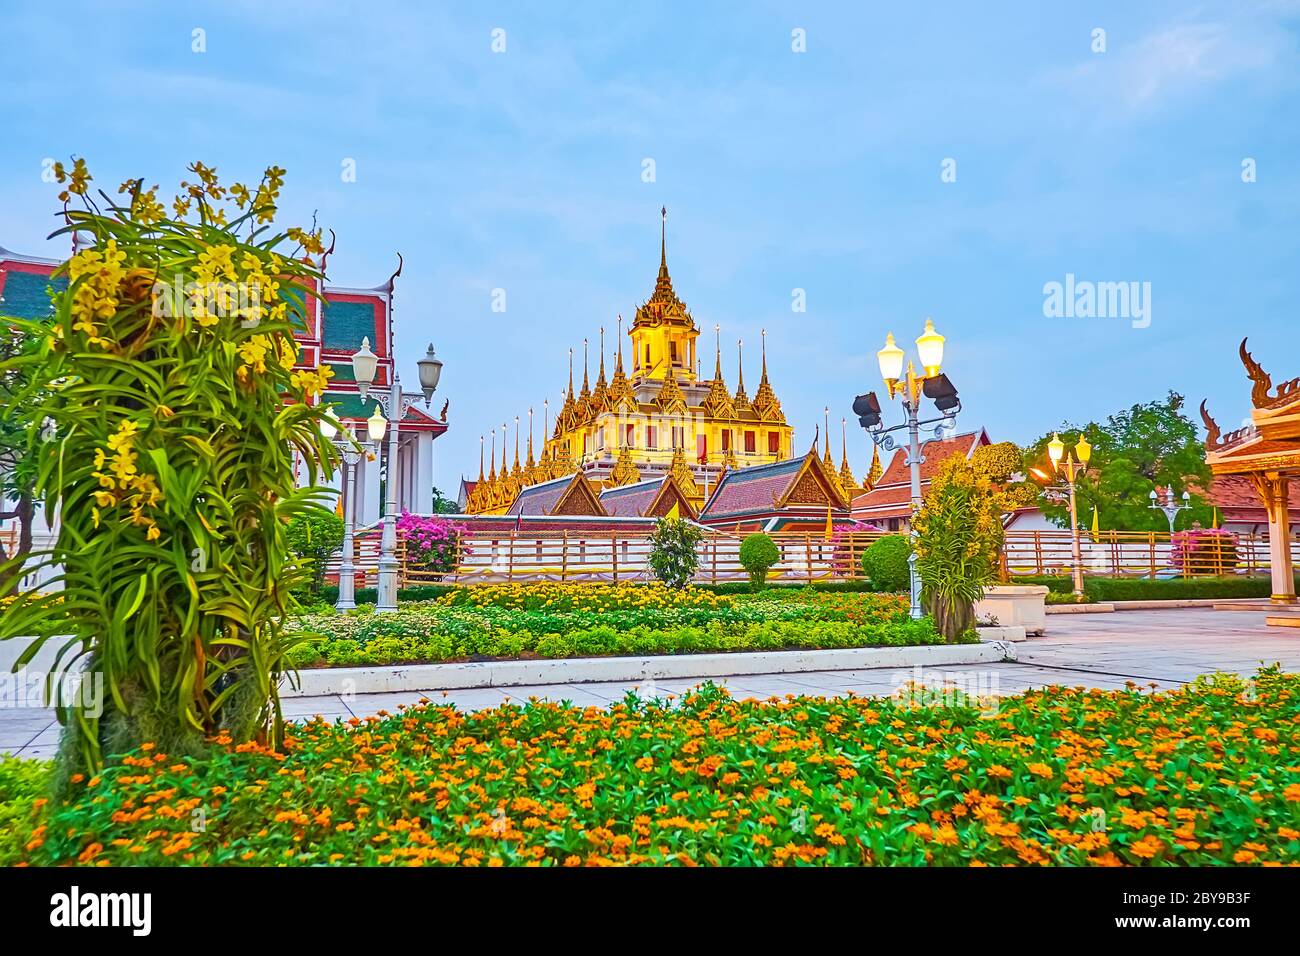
[0,160,340,780]
[912,457,1004,641]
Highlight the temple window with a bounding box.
[721,430,731,451]
[768,432,780,455]
[745,430,756,454]
[625,423,635,447]
[672,426,684,449]
[647,425,658,449]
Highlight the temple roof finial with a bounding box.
[660,205,667,270]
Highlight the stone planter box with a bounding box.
[974,585,1048,636]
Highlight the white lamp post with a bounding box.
[1149,486,1192,535]
[321,416,369,612]
[350,337,443,613]
[852,318,960,620]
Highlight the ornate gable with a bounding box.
[550,473,607,516]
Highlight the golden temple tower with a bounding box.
[467,209,795,514]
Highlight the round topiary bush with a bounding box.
[862,534,911,592]
[739,533,780,589]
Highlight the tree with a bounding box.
[430,486,459,515]
[739,533,779,589]
[1025,392,1213,532]
[648,517,703,589]
[0,324,40,595]
[286,510,345,596]
[0,160,339,784]
[913,457,1004,641]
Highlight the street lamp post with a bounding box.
[351,337,444,613]
[1045,433,1092,599]
[1149,486,1191,535]
[852,318,961,620]
[320,417,369,612]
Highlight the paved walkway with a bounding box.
[5,608,1298,760]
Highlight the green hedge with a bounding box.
[697,579,879,595]
[314,584,457,606]
[1012,575,1296,602]
[291,616,956,667]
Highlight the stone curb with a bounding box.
[282,641,1015,698]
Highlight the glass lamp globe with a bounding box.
[877,333,905,384]
[915,318,945,377]
[1075,434,1091,466]
[416,343,443,403]
[1048,433,1065,467]
[366,405,388,443]
[352,337,379,400]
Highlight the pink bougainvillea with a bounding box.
[1171,527,1239,576]
[395,512,470,575]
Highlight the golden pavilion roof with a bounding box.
[633,207,696,332]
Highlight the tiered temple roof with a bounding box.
[465,211,794,515]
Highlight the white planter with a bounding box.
[974,585,1048,636]
[281,642,1015,698]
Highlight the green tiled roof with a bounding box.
[325,362,356,382]
[0,271,67,320]
[322,299,378,351]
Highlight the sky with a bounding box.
[2,1,1298,492]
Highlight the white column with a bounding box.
[416,431,434,514]
[1268,475,1296,604]
[360,452,381,527]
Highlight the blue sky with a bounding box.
[2,1,1298,490]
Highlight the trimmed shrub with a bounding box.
[862,534,911,592]
[739,533,780,589]
[648,518,703,589]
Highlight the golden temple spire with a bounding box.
[703,323,734,418]
[513,415,521,474]
[733,338,751,411]
[592,326,609,412]
[614,314,625,374]
[822,407,836,471]
[580,338,591,401]
[525,407,537,485]
[752,328,784,422]
[477,434,485,483]
[864,444,883,491]
[487,430,497,483]
[839,417,857,490]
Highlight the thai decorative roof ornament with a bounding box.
[733,339,751,413]
[751,329,784,422]
[702,324,735,419]
[607,444,642,487]
[634,207,696,332]
[668,445,699,499]
[655,364,688,415]
[864,445,883,491]
[839,418,857,491]
[607,314,637,409]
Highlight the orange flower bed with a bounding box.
[20,669,1300,866]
